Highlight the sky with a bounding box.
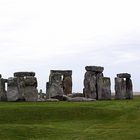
[0,0,140,93]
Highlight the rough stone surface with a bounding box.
[50,70,72,75]
[126,78,133,99]
[67,97,96,102]
[16,77,25,100]
[6,72,38,102]
[115,78,127,99]
[7,77,20,101]
[46,98,59,102]
[83,71,97,99]
[97,77,111,100]
[47,70,72,99]
[24,76,38,101]
[117,73,131,78]
[63,75,72,95]
[48,83,64,98]
[14,72,35,77]
[37,98,46,102]
[85,66,104,72]
[67,93,84,98]
[48,73,64,98]
[83,66,111,100]
[24,86,38,101]
[115,73,133,100]
[0,78,7,101]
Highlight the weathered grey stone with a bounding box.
[126,78,133,99]
[24,76,38,101]
[67,97,96,102]
[85,66,104,72]
[37,98,46,102]
[46,98,59,102]
[67,93,84,98]
[50,70,72,75]
[24,86,38,101]
[46,82,49,99]
[117,73,131,78]
[115,77,126,99]
[47,70,72,99]
[16,77,25,101]
[48,73,64,98]
[24,76,37,87]
[115,73,133,100]
[6,71,38,102]
[0,76,7,101]
[83,71,97,99]
[7,77,20,101]
[48,83,64,98]
[83,66,111,100]
[63,75,72,95]
[97,77,111,100]
[0,78,7,101]
[14,72,35,77]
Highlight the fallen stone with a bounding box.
[46,98,59,102]
[67,93,84,98]
[37,98,46,102]
[67,97,96,102]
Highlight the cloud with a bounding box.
[0,0,140,92]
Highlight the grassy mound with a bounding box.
[0,97,140,140]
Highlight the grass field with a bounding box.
[0,97,140,140]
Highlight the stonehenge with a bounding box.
[46,70,72,100]
[7,72,38,101]
[0,67,134,102]
[115,73,133,99]
[83,66,111,100]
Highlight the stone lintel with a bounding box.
[50,70,72,75]
[117,73,131,78]
[14,72,35,77]
[85,66,104,73]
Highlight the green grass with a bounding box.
[0,97,140,140]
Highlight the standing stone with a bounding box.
[24,76,38,101]
[0,76,7,101]
[47,70,72,100]
[16,77,25,101]
[63,74,72,95]
[7,77,20,101]
[83,66,111,100]
[46,82,49,99]
[83,71,96,99]
[126,78,133,99]
[115,78,126,99]
[48,73,64,99]
[7,71,39,102]
[97,77,111,100]
[115,73,133,99]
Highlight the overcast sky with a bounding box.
[0,0,140,92]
